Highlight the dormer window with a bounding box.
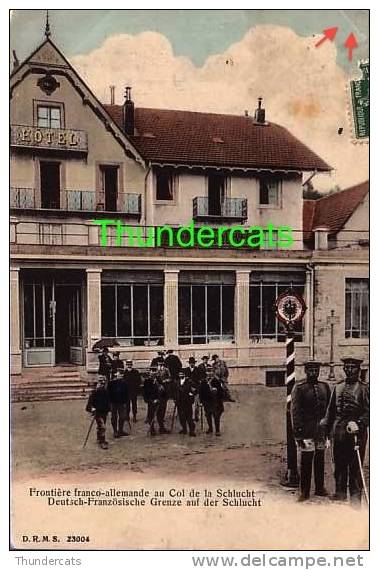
[259,177,280,207]
[37,105,62,129]
[155,167,175,201]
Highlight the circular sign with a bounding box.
[275,290,306,325]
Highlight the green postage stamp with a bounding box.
[350,60,369,141]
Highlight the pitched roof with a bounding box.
[10,38,145,165]
[303,181,369,236]
[104,105,331,172]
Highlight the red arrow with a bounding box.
[315,27,338,48]
[344,33,358,61]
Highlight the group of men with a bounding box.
[85,348,233,449]
[86,349,142,449]
[291,357,369,505]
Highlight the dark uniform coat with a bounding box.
[291,379,331,440]
[324,380,369,441]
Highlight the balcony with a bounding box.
[193,196,248,222]
[10,125,88,154]
[10,187,141,217]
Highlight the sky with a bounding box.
[10,9,369,191]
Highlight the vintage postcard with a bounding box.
[10,9,369,551]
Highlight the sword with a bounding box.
[83,415,96,448]
[354,435,369,505]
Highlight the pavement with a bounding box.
[10,385,369,550]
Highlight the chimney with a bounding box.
[254,97,265,124]
[123,86,135,135]
[110,85,115,105]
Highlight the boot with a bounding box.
[314,450,327,496]
[189,431,196,437]
[179,428,187,434]
[133,415,137,423]
[100,440,108,450]
[159,426,170,434]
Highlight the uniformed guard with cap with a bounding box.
[321,357,369,504]
[291,361,331,501]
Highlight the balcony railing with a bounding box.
[119,193,141,215]
[67,191,96,211]
[10,188,141,216]
[193,196,248,221]
[10,187,36,209]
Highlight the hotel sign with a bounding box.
[10,125,88,153]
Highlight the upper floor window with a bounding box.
[156,168,175,201]
[259,177,280,207]
[345,278,369,339]
[37,105,62,129]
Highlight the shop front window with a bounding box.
[178,284,234,344]
[101,283,163,346]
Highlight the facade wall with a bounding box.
[11,72,146,216]
[313,262,369,380]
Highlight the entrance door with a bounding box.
[40,162,60,209]
[102,166,118,212]
[55,285,83,364]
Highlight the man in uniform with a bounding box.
[291,361,331,501]
[321,357,369,504]
[175,371,197,437]
[107,370,129,438]
[85,376,111,449]
[123,359,142,423]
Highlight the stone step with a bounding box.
[12,380,89,389]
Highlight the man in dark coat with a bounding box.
[199,367,225,436]
[291,361,331,501]
[107,370,129,438]
[143,366,170,436]
[123,359,142,423]
[165,349,182,382]
[85,376,111,449]
[197,355,210,382]
[183,357,202,421]
[321,357,369,504]
[98,347,112,383]
[111,351,124,379]
[175,371,197,436]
